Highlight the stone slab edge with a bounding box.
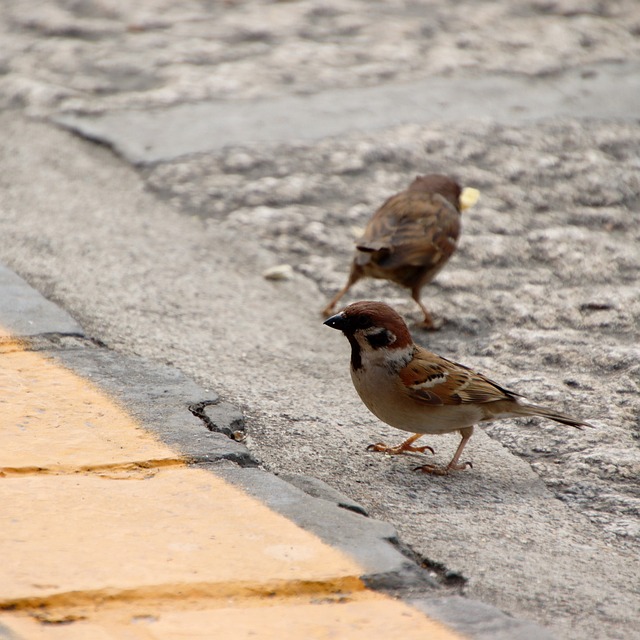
[53,61,640,165]
[0,264,554,639]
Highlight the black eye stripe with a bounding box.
[365,329,395,349]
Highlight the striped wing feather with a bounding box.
[399,351,519,406]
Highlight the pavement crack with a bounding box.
[0,333,98,354]
[0,577,367,618]
[0,458,186,479]
[417,559,467,592]
[189,400,246,441]
[383,537,468,595]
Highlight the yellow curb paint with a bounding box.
[150,595,464,640]
[0,594,464,640]
[0,616,115,640]
[0,348,179,472]
[0,468,364,604]
[0,329,464,639]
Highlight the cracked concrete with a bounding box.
[191,399,247,439]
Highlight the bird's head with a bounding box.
[408,174,461,204]
[409,174,479,211]
[324,301,414,371]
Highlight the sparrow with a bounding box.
[322,174,479,330]
[324,301,594,475]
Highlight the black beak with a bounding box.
[324,311,347,331]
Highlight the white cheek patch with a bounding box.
[382,345,415,371]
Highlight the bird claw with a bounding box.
[417,317,444,332]
[413,460,473,475]
[410,444,436,455]
[367,442,435,455]
[413,464,449,476]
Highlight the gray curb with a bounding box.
[0,263,83,336]
[50,346,257,468]
[0,263,553,639]
[211,462,439,592]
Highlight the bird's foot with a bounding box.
[414,460,473,475]
[416,316,444,331]
[367,441,435,456]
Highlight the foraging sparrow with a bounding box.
[323,174,479,330]
[324,301,593,475]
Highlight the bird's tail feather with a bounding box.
[519,402,595,429]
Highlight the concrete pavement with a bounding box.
[0,263,551,638]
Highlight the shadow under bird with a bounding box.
[323,174,479,330]
[324,301,594,475]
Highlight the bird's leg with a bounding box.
[322,267,362,317]
[411,287,440,331]
[414,427,474,475]
[446,426,474,470]
[367,433,435,456]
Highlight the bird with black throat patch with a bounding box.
[322,174,479,330]
[324,301,594,475]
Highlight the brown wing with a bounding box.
[399,349,520,406]
[356,191,460,271]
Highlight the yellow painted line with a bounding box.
[0,329,464,639]
[1,593,461,639]
[0,468,364,604]
[0,346,180,472]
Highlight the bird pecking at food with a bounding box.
[323,174,480,330]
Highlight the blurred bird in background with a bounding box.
[323,174,480,329]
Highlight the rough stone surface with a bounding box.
[2,0,639,113]
[0,1,639,638]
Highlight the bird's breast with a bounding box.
[350,365,483,435]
